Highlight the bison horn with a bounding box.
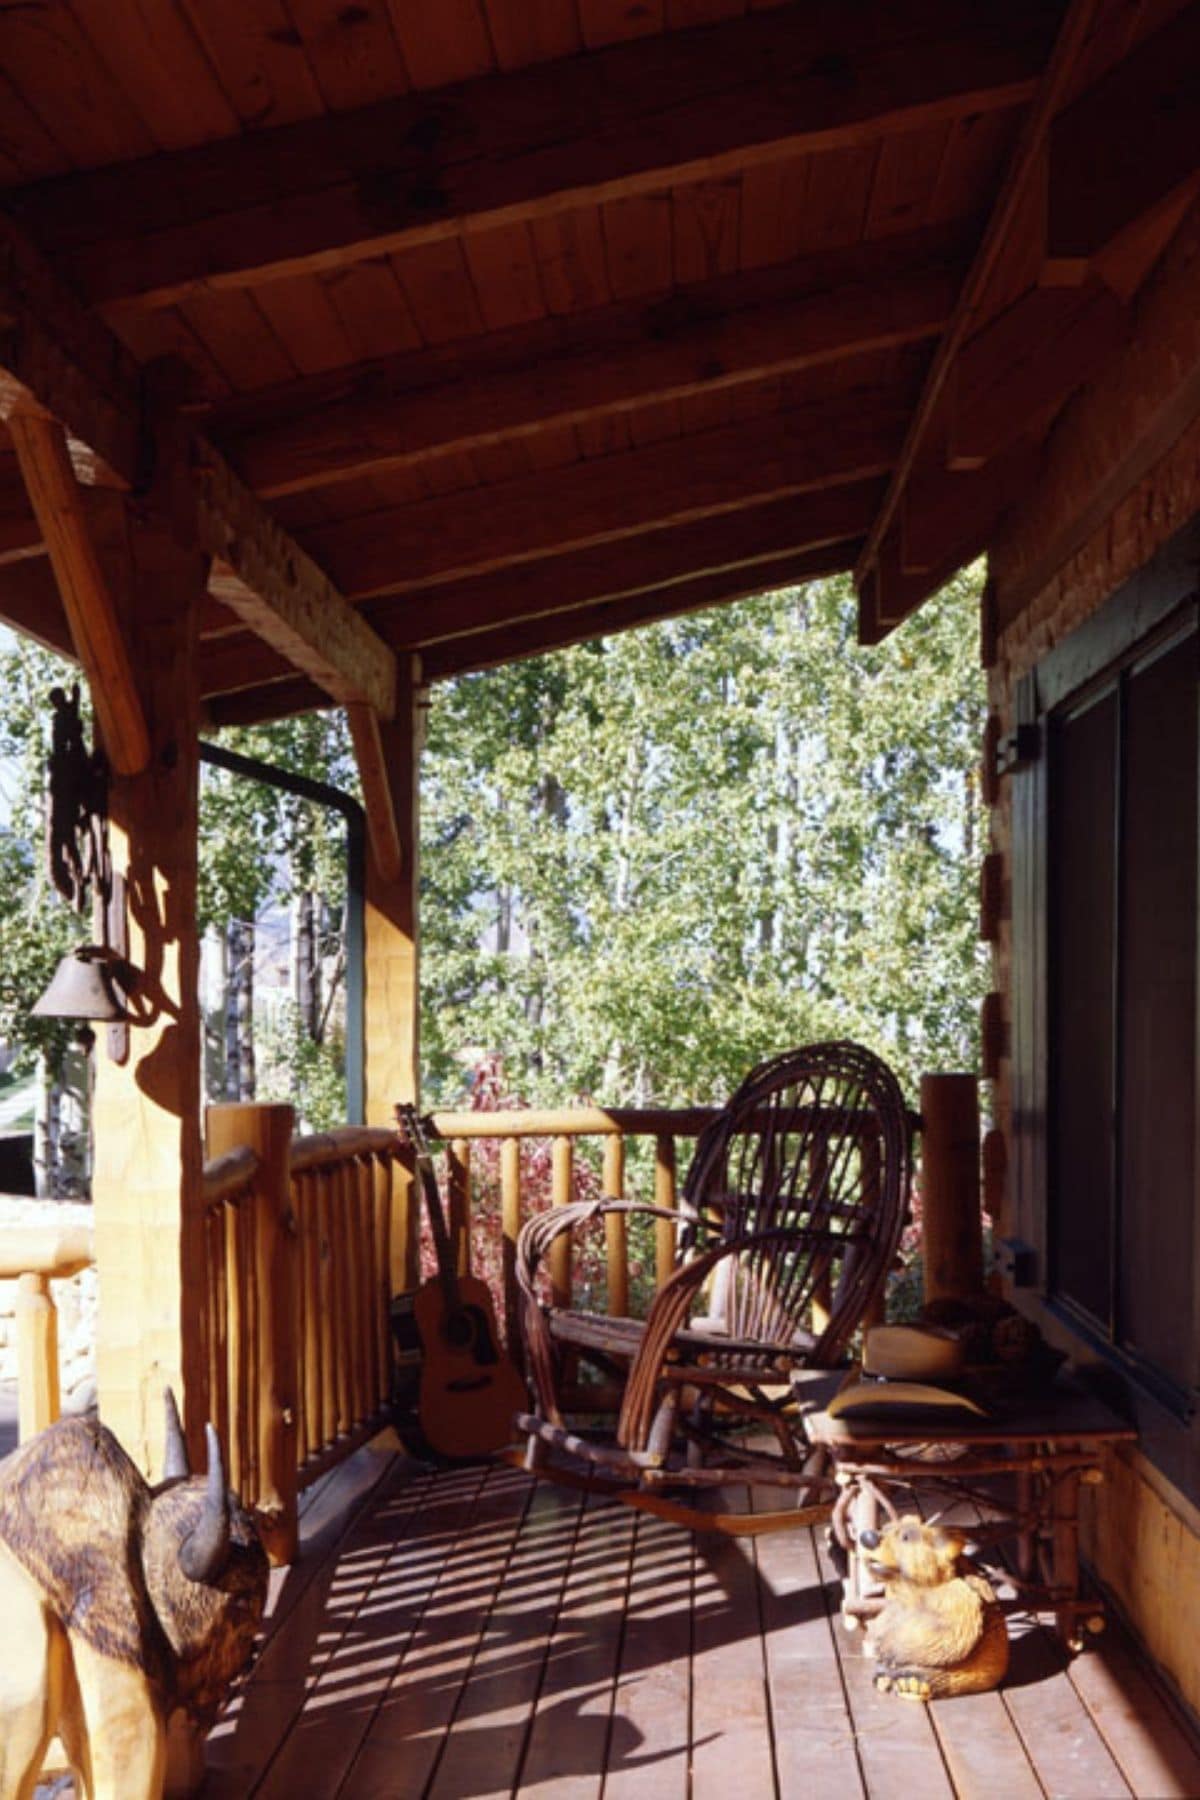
[178,1422,231,1584]
[162,1387,190,1480]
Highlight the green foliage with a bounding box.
[421,571,988,1109]
[253,999,348,1132]
[0,637,88,1076]
[199,714,354,929]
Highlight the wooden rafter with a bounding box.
[853,0,1103,615]
[990,196,1200,626]
[363,482,886,649]
[203,677,331,731]
[0,554,74,658]
[211,230,966,498]
[0,215,143,489]
[946,279,1126,469]
[6,408,150,774]
[12,1,1058,308]
[303,392,912,600]
[0,210,395,718]
[1047,4,1200,268]
[421,545,855,679]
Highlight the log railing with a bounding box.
[0,1221,95,1443]
[201,1106,401,1563]
[194,1080,966,1565]
[426,1107,721,1352]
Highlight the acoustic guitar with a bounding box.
[397,1104,525,1458]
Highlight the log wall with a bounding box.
[987,198,1200,1720]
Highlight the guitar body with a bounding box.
[413,1273,527,1458]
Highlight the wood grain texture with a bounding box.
[195,439,396,715]
[6,412,150,773]
[366,469,839,640]
[854,0,1105,603]
[89,506,209,1479]
[420,542,856,678]
[14,1,1057,307]
[211,228,964,498]
[300,391,909,598]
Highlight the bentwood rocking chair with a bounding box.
[515,1041,913,1533]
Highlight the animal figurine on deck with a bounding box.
[857,1514,1009,1701]
[0,1392,268,1800]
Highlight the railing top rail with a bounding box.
[290,1125,399,1174]
[428,1106,722,1140]
[203,1145,261,1207]
[0,1223,94,1279]
[427,1105,925,1142]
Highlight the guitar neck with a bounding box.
[398,1105,460,1312]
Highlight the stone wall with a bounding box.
[0,1196,97,1410]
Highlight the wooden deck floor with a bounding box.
[201,1438,1200,1800]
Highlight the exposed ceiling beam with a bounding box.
[0,471,43,565]
[946,278,1125,469]
[853,0,1102,615]
[0,553,72,657]
[990,196,1200,627]
[11,1,1057,310]
[0,214,144,488]
[363,481,886,647]
[422,544,855,679]
[0,212,394,717]
[202,676,333,730]
[1046,3,1200,271]
[211,230,966,498]
[302,390,911,600]
[195,439,395,718]
[900,444,1032,576]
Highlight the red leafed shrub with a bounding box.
[419,1054,610,1319]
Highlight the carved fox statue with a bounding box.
[0,1392,268,1800]
[859,1514,1009,1701]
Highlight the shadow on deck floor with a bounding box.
[198,1437,1200,1800]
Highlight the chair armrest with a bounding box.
[617,1225,845,1452]
[516,1198,689,1424]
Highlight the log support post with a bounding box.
[206,1101,299,1565]
[16,1272,61,1441]
[90,491,209,1478]
[361,655,422,1295]
[919,1072,984,1303]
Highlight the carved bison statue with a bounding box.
[0,1392,268,1800]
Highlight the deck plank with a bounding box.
[603,1510,693,1800]
[249,1462,489,1797]
[929,1689,1042,1800]
[1003,1624,1133,1799]
[690,1488,777,1800]
[343,1462,544,1798]
[754,1515,865,1800]
[1067,1631,1200,1799]
[203,1454,442,1795]
[420,1473,587,1799]
[517,1491,639,1796]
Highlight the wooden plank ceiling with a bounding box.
[0,0,1197,724]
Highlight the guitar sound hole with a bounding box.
[445,1313,475,1350]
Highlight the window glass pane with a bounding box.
[1118,630,1197,1388]
[1050,688,1117,1326]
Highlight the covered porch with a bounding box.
[2,0,1200,1790]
